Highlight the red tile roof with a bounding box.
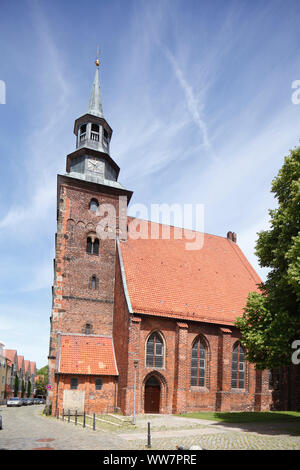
[4,350,17,362]
[30,362,36,374]
[120,219,261,326]
[24,360,30,373]
[17,355,24,370]
[57,334,118,376]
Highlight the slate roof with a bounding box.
[56,334,118,376]
[119,219,261,326]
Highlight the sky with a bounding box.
[0,0,300,368]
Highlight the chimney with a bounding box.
[227,231,237,243]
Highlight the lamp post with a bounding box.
[132,360,139,425]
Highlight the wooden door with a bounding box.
[144,377,160,413]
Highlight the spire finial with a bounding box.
[87,47,104,118]
[95,45,100,67]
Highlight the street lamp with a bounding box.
[132,360,139,425]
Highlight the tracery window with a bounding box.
[191,338,206,387]
[232,343,245,389]
[146,332,164,368]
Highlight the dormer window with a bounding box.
[91,123,100,142]
[80,124,87,142]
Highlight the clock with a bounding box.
[87,158,102,174]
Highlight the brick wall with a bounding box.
[112,304,275,414]
[48,175,127,413]
[52,375,117,415]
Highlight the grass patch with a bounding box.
[178,411,300,424]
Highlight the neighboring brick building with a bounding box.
[0,342,7,400]
[47,60,300,416]
[4,349,18,398]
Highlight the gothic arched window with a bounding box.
[191,338,206,387]
[146,332,164,368]
[89,198,99,212]
[86,235,99,255]
[232,343,245,389]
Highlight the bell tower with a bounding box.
[47,54,133,406]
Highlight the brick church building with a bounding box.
[47,59,299,416]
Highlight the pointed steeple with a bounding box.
[87,65,104,118]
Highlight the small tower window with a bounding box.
[90,275,98,290]
[80,124,87,142]
[89,198,99,212]
[91,123,100,141]
[85,323,91,335]
[86,235,99,255]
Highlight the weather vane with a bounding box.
[95,46,100,67]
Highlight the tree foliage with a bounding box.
[35,376,47,397]
[27,380,32,397]
[14,375,19,397]
[235,146,300,369]
[21,379,25,398]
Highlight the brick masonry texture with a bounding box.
[48,174,300,416]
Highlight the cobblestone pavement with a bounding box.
[116,414,300,450]
[0,405,129,450]
[1,406,300,450]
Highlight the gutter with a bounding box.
[116,238,133,314]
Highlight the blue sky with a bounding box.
[1,0,300,368]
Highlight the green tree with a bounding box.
[27,380,32,397]
[235,145,300,369]
[37,365,48,380]
[35,376,47,397]
[14,375,19,397]
[21,380,25,398]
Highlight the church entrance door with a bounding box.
[144,376,161,413]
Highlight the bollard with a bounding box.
[75,409,77,425]
[83,411,86,428]
[93,413,96,431]
[62,409,65,421]
[68,409,70,423]
[147,422,151,448]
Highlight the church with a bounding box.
[47,57,295,416]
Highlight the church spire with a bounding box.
[87,50,104,118]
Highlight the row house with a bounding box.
[2,346,37,398]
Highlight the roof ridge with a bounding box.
[126,216,230,240]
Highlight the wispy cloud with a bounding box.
[162,46,217,160]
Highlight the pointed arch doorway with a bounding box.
[144,375,161,413]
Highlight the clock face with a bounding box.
[87,158,102,174]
